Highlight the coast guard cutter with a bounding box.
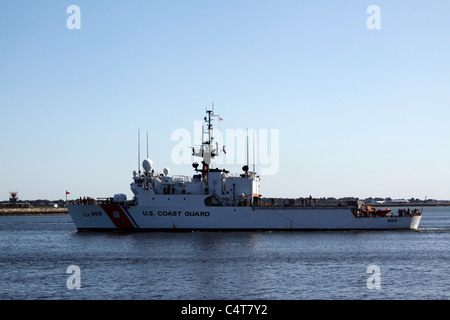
[67,109,422,231]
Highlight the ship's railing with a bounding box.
[74,197,135,207]
[353,207,422,218]
[204,196,361,208]
[253,198,359,208]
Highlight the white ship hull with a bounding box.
[67,202,421,231]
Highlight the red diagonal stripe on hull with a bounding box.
[100,205,135,229]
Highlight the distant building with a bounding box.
[9,191,18,203]
[389,199,409,203]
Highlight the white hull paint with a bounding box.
[68,203,421,231]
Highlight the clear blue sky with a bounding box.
[1,0,449,201]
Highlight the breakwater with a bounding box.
[0,207,69,216]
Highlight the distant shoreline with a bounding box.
[1,202,449,216]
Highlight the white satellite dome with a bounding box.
[113,193,127,203]
[163,167,170,176]
[142,158,153,173]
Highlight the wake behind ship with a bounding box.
[67,109,422,231]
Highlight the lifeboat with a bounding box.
[373,209,391,216]
[364,206,391,216]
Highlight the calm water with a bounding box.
[0,207,449,300]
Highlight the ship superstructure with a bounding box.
[131,109,260,208]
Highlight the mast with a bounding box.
[207,109,212,147]
[138,129,141,175]
[253,129,256,173]
[192,108,217,165]
[246,128,249,170]
[191,107,224,183]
